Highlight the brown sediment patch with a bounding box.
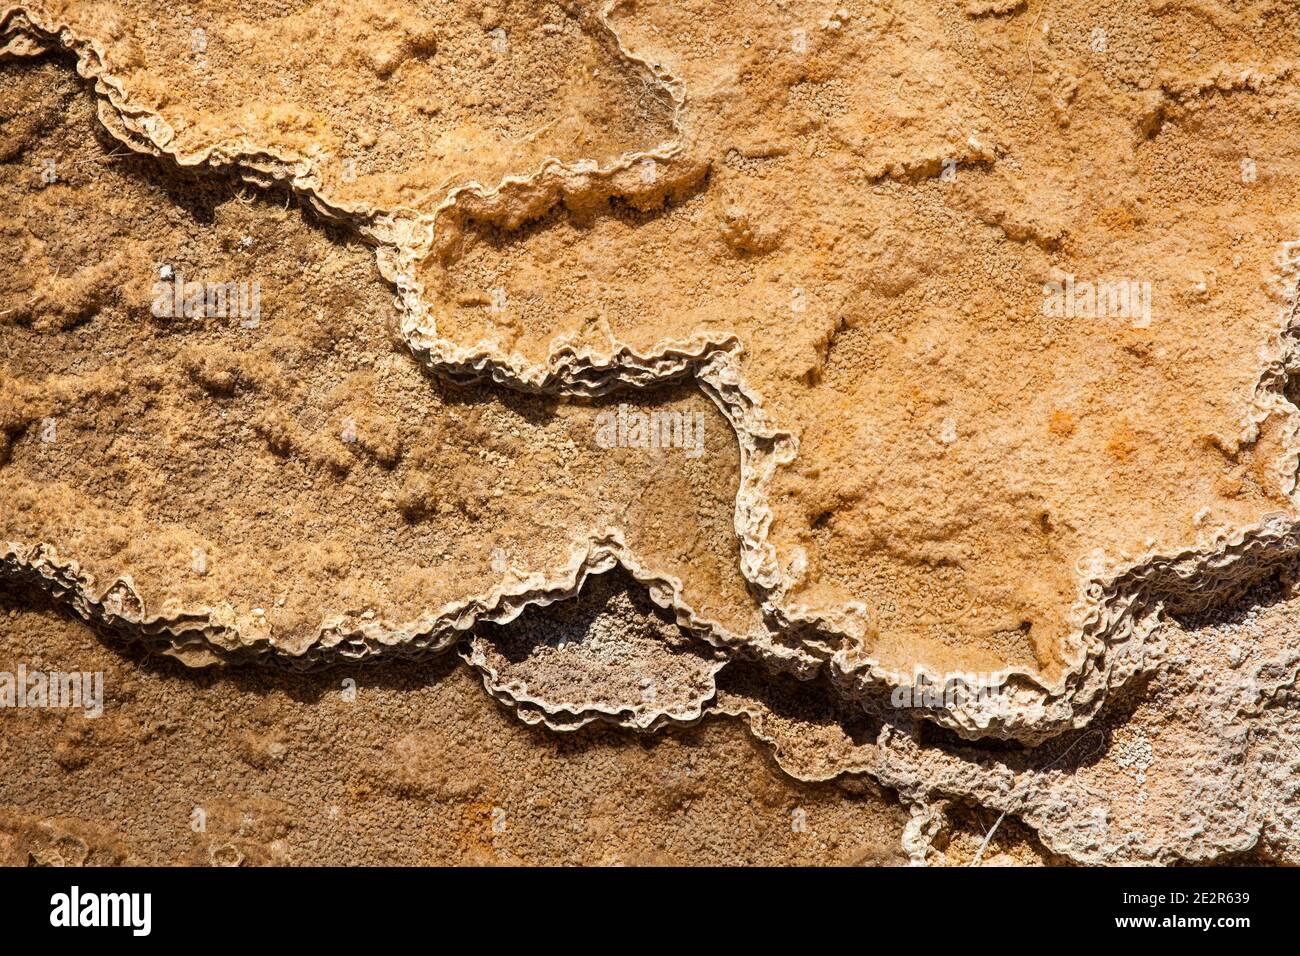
[0,576,909,866]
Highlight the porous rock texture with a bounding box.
[2,0,1300,865]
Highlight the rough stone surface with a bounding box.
[3,0,1300,864]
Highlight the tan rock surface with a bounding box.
[0,579,910,865]
[3,0,1300,864]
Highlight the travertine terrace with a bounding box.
[2,0,1300,865]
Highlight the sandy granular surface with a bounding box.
[2,0,1300,865]
[0,578,916,866]
[1,56,752,661]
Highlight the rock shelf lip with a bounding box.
[4,1,1300,751]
